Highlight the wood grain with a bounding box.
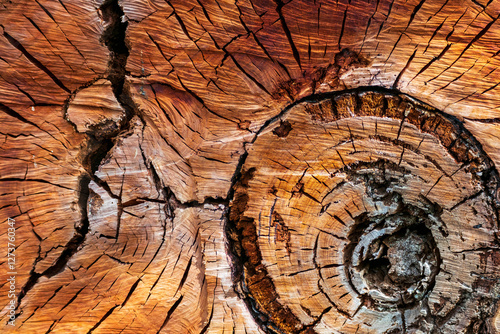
[1,0,500,333]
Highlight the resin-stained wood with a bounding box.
[1,0,500,333]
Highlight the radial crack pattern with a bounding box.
[227,88,500,333]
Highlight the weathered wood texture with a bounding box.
[229,90,500,333]
[0,0,500,333]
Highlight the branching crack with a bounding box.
[13,0,136,324]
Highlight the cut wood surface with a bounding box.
[0,0,500,333]
[228,90,500,333]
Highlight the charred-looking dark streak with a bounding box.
[225,87,500,333]
[14,0,136,322]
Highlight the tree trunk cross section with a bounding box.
[1,0,500,333]
[228,90,500,333]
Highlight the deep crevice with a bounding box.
[14,0,134,322]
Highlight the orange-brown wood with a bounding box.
[1,0,500,333]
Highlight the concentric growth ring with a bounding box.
[228,89,500,333]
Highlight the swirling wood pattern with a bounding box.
[1,0,500,333]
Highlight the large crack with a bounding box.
[14,0,132,319]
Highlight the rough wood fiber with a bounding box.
[228,90,500,333]
[0,0,500,333]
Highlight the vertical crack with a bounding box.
[274,0,302,70]
[100,0,129,99]
[14,0,133,321]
